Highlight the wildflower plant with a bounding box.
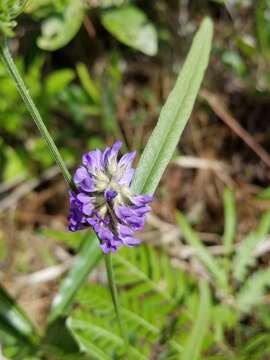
[69,141,153,253]
[0,5,213,358]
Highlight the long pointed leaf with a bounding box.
[131,17,213,195]
[176,212,228,291]
[48,232,102,323]
[233,209,270,282]
[0,286,36,343]
[222,188,236,255]
[182,281,211,360]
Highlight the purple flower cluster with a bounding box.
[68,141,153,253]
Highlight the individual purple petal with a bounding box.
[118,224,133,236]
[110,140,122,157]
[104,189,117,201]
[100,242,111,254]
[74,167,94,192]
[82,202,94,216]
[118,151,136,169]
[132,205,151,216]
[103,141,122,167]
[68,192,86,231]
[125,237,141,246]
[114,205,146,231]
[118,168,135,186]
[83,149,103,173]
[77,192,96,216]
[101,146,111,167]
[116,151,136,185]
[118,224,141,247]
[130,194,153,207]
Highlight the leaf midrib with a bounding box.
[134,29,206,195]
[116,255,174,303]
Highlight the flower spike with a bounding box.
[68,141,153,253]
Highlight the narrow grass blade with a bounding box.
[176,212,228,291]
[222,188,236,255]
[76,63,101,103]
[0,286,36,343]
[131,17,213,195]
[182,281,211,360]
[48,232,102,323]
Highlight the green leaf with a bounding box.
[67,246,188,358]
[0,286,36,343]
[48,232,102,323]
[37,1,84,51]
[92,0,125,8]
[3,145,26,181]
[233,209,270,282]
[45,69,75,96]
[0,0,27,36]
[257,186,270,200]
[182,281,211,360]
[131,17,213,195]
[114,245,184,303]
[256,0,270,58]
[76,63,101,104]
[221,50,247,77]
[222,188,236,255]
[101,5,158,56]
[242,333,270,360]
[176,212,228,292]
[67,316,148,360]
[236,268,270,312]
[43,318,79,353]
[212,304,238,345]
[0,235,8,262]
[40,228,85,251]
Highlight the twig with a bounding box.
[17,260,74,285]
[0,165,63,212]
[0,174,26,194]
[148,214,270,259]
[173,156,227,172]
[201,90,270,168]
[83,16,96,38]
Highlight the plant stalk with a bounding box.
[104,253,129,357]
[0,38,129,355]
[0,38,75,191]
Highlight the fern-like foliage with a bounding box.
[114,245,186,302]
[176,212,228,292]
[236,268,270,312]
[233,210,270,282]
[68,245,204,360]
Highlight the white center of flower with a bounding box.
[92,166,132,218]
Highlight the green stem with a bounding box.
[0,37,129,355]
[104,253,129,358]
[0,38,75,191]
